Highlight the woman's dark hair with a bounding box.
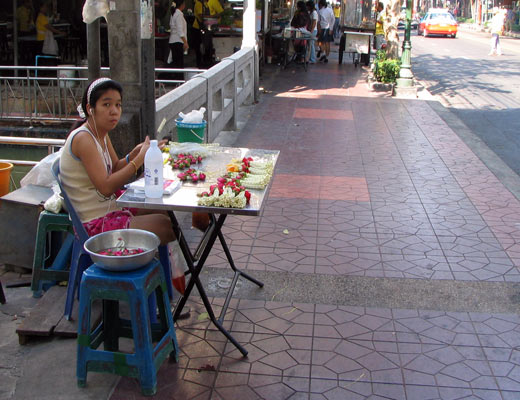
[171,0,185,14]
[71,79,123,131]
[306,1,315,11]
[296,0,306,12]
[318,0,327,8]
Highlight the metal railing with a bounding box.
[0,136,65,166]
[0,65,206,123]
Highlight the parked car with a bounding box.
[417,8,458,37]
[398,18,419,30]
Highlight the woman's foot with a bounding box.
[317,50,322,58]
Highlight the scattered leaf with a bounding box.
[282,307,297,316]
[198,364,216,372]
[197,312,209,321]
[282,229,289,235]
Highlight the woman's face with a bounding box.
[89,89,122,132]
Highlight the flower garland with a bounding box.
[226,157,274,190]
[167,153,205,170]
[197,157,273,208]
[177,168,206,182]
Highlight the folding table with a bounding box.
[116,146,279,356]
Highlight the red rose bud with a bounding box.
[244,191,251,203]
[210,184,217,191]
[218,187,224,195]
[179,153,185,158]
[198,173,206,180]
[177,173,187,181]
[217,177,227,184]
[198,156,203,162]
[239,185,245,191]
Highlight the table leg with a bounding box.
[167,212,250,356]
[339,33,345,64]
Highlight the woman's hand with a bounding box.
[183,42,189,51]
[136,136,150,164]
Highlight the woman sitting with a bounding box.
[59,78,176,246]
[290,1,311,61]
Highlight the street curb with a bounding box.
[427,100,520,202]
[459,23,520,38]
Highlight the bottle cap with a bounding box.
[150,139,158,146]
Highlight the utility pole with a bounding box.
[393,0,417,97]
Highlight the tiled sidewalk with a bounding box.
[111,61,520,399]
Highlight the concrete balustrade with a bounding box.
[154,47,256,143]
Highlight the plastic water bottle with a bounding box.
[144,140,164,198]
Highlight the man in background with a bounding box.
[317,0,335,62]
[374,2,385,50]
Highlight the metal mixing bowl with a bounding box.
[84,229,160,272]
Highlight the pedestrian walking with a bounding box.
[306,1,319,63]
[333,3,341,39]
[169,0,189,79]
[489,7,505,56]
[317,0,335,63]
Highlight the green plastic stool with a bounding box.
[31,211,74,298]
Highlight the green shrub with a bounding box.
[513,24,520,32]
[375,49,387,62]
[457,17,474,23]
[375,59,401,83]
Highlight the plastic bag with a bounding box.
[43,184,63,214]
[178,107,206,124]
[82,0,110,24]
[20,150,61,188]
[42,31,58,56]
[168,142,209,157]
[168,241,188,295]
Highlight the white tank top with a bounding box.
[59,125,120,223]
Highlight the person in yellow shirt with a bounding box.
[192,0,206,68]
[16,0,35,35]
[36,2,65,54]
[333,3,340,39]
[374,2,385,50]
[207,0,224,17]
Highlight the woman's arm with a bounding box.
[310,16,317,32]
[73,131,148,197]
[111,140,146,172]
[44,23,64,35]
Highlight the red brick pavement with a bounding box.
[109,58,520,399]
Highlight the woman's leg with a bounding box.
[309,30,317,62]
[191,27,203,68]
[169,42,185,80]
[129,213,175,245]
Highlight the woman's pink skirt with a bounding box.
[83,208,139,237]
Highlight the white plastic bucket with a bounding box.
[58,65,76,88]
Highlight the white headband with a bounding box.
[77,77,112,119]
[87,77,112,106]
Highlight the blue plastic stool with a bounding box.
[76,259,179,396]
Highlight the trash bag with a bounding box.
[168,240,187,295]
[82,0,110,24]
[178,107,206,123]
[20,150,62,188]
[43,184,64,214]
